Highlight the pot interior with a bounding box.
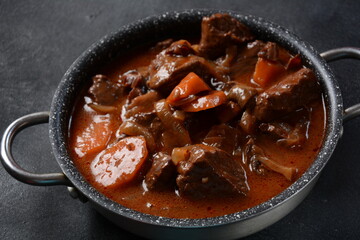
[49,9,343,227]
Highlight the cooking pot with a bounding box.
[2,9,360,240]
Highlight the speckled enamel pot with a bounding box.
[47,9,345,239]
[13,9,348,240]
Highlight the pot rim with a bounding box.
[49,9,343,228]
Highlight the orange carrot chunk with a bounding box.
[253,58,285,87]
[74,114,112,158]
[91,136,148,188]
[181,90,227,112]
[167,72,211,105]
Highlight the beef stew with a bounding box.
[69,13,325,219]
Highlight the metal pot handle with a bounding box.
[320,47,360,122]
[1,111,71,186]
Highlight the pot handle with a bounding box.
[1,111,71,186]
[320,47,360,122]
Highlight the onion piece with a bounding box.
[118,121,156,152]
[155,100,191,146]
[88,103,116,113]
[245,139,298,181]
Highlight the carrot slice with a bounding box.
[167,72,211,105]
[91,136,148,188]
[74,114,112,158]
[253,58,285,87]
[181,90,227,112]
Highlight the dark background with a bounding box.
[1,0,360,239]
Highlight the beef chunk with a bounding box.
[226,83,258,109]
[118,70,144,89]
[148,41,227,94]
[89,75,122,105]
[202,124,239,154]
[259,109,310,148]
[145,152,176,190]
[216,101,241,123]
[259,122,292,140]
[176,144,249,199]
[240,40,266,59]
[258,42,279,62]
[183,110,219,142]
[198,13,254,59]
[215,45,238,70]
[254,68,321,121]
[259,122,307,148]
[258,42,294,67]
[165,40,195,56]
[120,69,148,103]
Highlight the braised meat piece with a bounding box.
[118,70,144,89]
[89,74,122,105]
[259,122,292,140]
[258,42,295,67]
[254,68,320,121]
[202,124,239,154]
[240,40,266,59]
[145,152,176,190]
[148,40,227,94]
[121,69,148,102]
[216,101,241,123]
[215,45,238,70]
[198,13,254,59]
[165,40,195,56]
[175,144,249,199]
[226,83,258,110]
[259,110,310,148]
[258,42,279,62]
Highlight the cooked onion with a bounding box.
[155,100,191,146]
[118,121,156,151]
[88,103,116,113]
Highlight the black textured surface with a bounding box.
[1,0,360,239]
